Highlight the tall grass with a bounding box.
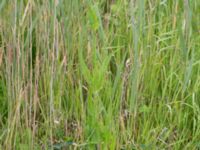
[0,0,200,149]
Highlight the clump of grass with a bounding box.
[0,0,200,149]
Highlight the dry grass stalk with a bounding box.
[0,49,3,67]
[120,58,132,123]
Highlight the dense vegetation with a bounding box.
[0,0,200,149]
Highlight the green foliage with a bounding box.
[0,0,200,149]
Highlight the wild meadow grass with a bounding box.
[0,0,200,149]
